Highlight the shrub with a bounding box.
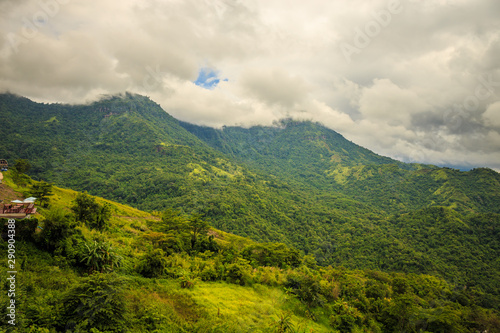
[37,207,77,251]
[179,274,196,289]
[80,241,123,273]
[60,273,127,332]
[137,248,168,278]
[225,258,253,286]
[255,266,280,286]
[285,271,326,307]
[272,312,294,333]
[1,217,38,242]
[199,262,219,281]
[330,300,364,332]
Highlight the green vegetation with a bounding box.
[71,192,112,231]
[61,273,127,332]
[0,173,499,332]
[1,93,499,331]
[180,120,500,214]
[30,181,54,208]
[11,158,31,186]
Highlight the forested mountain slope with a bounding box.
[180,120,500,214]
[0,93,382,256]
[1,92,500,310]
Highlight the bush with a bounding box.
[80,241,123,273]
[60,273,127,332]
[137,248,168,278]
[255,267,280,286]
[179,274,196,289]
[195,234,219,253]
[1,217,38,242]
[330,300,364,332]
[225,258,253,286]
[285,271,326,307]
[71,193,111,231]
[37,208,77,251]
[199,262,220,281]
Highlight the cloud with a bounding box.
[240,68,309,107]
[483,101,500,128]
[358,79,429,126]
[0,0,499,170]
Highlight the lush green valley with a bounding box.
[1,93,500,331]
[1,171,499,332]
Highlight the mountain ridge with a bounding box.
[179,119,500,214]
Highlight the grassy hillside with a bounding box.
[1,172,499,332]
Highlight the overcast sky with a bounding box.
[1,0,499,171]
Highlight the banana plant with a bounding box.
[81,241,123,273]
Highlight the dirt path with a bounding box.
[0,182,23,204]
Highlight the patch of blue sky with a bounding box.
[194,68,226,89]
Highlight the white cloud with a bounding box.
[483,101,500,128]
[0,0,499,170]
[358,79,429,126]
[239,68,309,107]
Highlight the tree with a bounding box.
[61,273,127,332]
[71,192,98,224]
[38,207,77,251]
[30,181,54,208]
[188,213,210,250]
[137,248,168,278]
[13,159,31,174]
[155,210,211,252]
[159,208,189,234]
[147,209,190,253]
[94,203,112,231]
[71,192,111,231]
[11,158,31,185]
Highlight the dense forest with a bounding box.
[1,93,499,331]
[1,171,499,332]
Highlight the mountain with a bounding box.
[180,120,500,214]
[0,92,381,254]
[1,92,500,310]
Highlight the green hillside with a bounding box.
[179,120,500,214]
[1,92,500,315]
[1,172,499,332]
[0,93,385,260]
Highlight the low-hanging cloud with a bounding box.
[240,68,309,107]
